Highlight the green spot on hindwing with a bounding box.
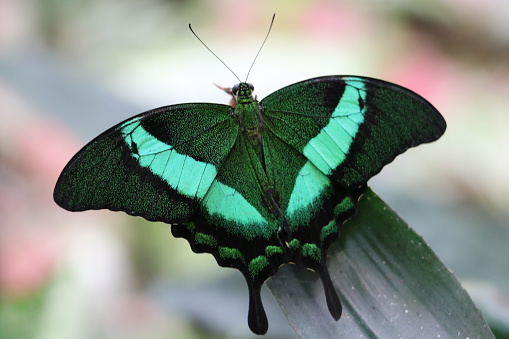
[320,219,338,243]
[249,256,270,279]
[334,196,355,215]
[219,247,245,262]
[265,245,283,257]
[184,222,195,232]
[288,239,301,250]
[195,233,217,247]
[302,243,321,262]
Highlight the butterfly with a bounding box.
[54,73,446,334]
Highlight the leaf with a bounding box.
[267,188,494,338]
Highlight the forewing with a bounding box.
[54,103,237,224]
[261,76,446,189]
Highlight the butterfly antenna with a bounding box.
[245,13,275,82]
[189,23,241,83]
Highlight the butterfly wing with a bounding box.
[260,75,446,322]
[54,103,238,223]
[261,76,446,189]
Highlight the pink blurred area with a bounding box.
[299,1,373,40]
[0,83,73,298]
[0,228,57,298]
[0,75,152,336]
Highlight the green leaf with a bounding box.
[267,188,493,338]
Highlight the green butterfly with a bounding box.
[54,75,446,334]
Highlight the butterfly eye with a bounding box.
[232,84,240,95]
[247,83,254,91]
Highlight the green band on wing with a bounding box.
[202,180,269,238]
[122,119,269,238]
[286,160,330,223]
[121,119,217,199]
[303,79,367,175]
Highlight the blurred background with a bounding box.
[1,0,508,338]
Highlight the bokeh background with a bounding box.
[1,0,508,338]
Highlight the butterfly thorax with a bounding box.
[233,83,264,154]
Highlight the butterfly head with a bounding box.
[231,83,255,106]
[232,83,254,97]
